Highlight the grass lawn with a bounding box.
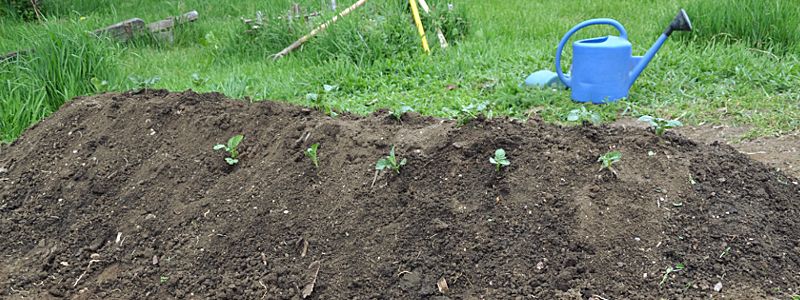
[1,0,798,143]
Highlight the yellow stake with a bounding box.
[409,0,430,54]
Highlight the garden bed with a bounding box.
[1,90,798,299]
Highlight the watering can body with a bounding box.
[555,11,693,104]
[568,35,643,103]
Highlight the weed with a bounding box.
[159,275,169,284]
[638,116,682,136]
[305,143,320,169]
[659,263,686,288]
[598,151,622,174]
[489,149,510,172]
[375,145,406,174]
[567,106,601,125]
[213,134,244,165]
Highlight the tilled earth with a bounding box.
[1,90,798,299]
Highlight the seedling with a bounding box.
[376,146,407,174]
[160,276,169,284]
[638,115,682,136]
[566,106,601,125]
[191,73,209,88]
[213,134,244,165]
[489,148,510,171]
[597,151,622,175]
[390,105,414,121]
[129,75,161,89]
[659,263,686,288]
[90,77,109,93]
[719,246,731,258]
[305,143,320,169]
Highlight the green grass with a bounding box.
[683,0,800,54]
[1,0,799,144]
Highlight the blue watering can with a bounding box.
[553,9,692,104]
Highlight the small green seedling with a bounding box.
[90,77,109,93]
[489,148,510,171]
[305,143,320,168]
[129,75,161,89]
[638,115,683,136]
[719,246,731,258]
[214,134,244,165]
[160,275,169,284]
[376,146,406,174]
[598,151,622,174]
[659,263,686,288]
[390,105,414,121]
[191,73,209,88]
[567,106,601,125]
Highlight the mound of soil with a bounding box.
[1,90,798,299]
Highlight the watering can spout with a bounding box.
[628,9,692,88]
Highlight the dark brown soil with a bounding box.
[1,90,798,300]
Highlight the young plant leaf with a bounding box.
[213,144,227,151]
[490,148,510,171]
[305,143,320,168]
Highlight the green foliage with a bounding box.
[229,1,469,64]
[0,22,120,143]
[638,115,682,136]
[489,148,510,172]
[445,102,493,126]
[159,275,169,284]
[90,77,109,93]
[683,0,800,54]
[597,151,621,173]
[375,145,406,174]
[305,143,320,169]
[214,134,244,165]
[659,263,686,288]
[566,106,601,125]
[1,0,40,21]
[129,75,161,89]
[191,73,209,88]
[390,105,414,120]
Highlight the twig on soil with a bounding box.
[591,295,610,300]
[371,170,379,188]
[259,280,268,299]
[396,270,412,277]
[73,259,101,287]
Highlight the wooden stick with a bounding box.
[408,0,430,54]
[417,0,448,49]
[272,0,368,60]
[30,0,43,21]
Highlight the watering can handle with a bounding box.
[555,19,628,88]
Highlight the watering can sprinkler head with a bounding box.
[664,9,692,36]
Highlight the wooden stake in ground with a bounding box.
[272,0,368,60]
[417,0,448,49]
[408,0,431,54]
